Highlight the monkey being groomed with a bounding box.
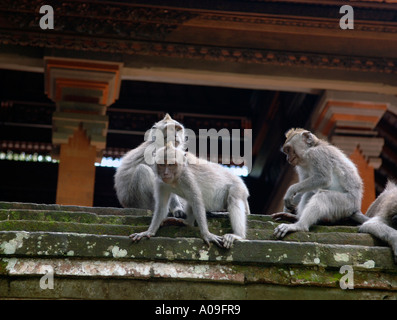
[129,141,250,248]
[359,180,397,263]
[114,113,186,216]
[272,128,367,238]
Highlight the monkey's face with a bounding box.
[157,162,179,184]
[283,144,299,166]
[155,141,186,184]
[282,132,312,166]
[282,135,305,167]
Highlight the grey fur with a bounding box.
[130,145,250,249]
[114,114,185,214]
[359,180,397,262]
[273,129,363,238]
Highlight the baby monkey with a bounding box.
[130,142,250,248]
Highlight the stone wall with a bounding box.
[0,202,396,299]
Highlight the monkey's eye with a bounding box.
[175,125,183,132]
[157,163,166,168]
[283,146,290,154]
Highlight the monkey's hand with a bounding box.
[283,196,296,213]
[271,212,298,222]
[222,234,243,249]
[274,223,298,239]
[284,192,300,213]
[283,185,300,212]
[202,232,224,248]
[129,230,154,242]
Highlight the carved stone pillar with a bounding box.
[45,57,123,206]
[311,91,388,213]
[56,125,97,206]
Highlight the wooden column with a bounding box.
[311,91,388,214]
[45,58,123,206]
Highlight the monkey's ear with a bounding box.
[302,131,315,146]
[183,152,188,165]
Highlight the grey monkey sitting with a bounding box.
[359,180,397,263]
[114,113,185,216]
[130,141,250,248]
[272,128,366,238]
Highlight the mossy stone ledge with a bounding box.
[0,201,396,300]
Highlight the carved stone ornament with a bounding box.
[0,0,396,74]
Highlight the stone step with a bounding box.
[0,202,381,248]
[0,209,150,226]
[0,208,359,232]
[0,202,151,216]
[0,208,360,233]
[0,231,394,271]
[0,219,381,247]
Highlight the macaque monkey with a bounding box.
[359,180,397,262]
[130,142,250,248]
[272,128,365,238]
[114,113,185,215]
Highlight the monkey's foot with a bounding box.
[161,217,187,227]
[274,223,300,239]
[222,234,243,249]
[350,211,369,224]
[129,230,154,242]
[202,233,224,248]
[271,212,298,223]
